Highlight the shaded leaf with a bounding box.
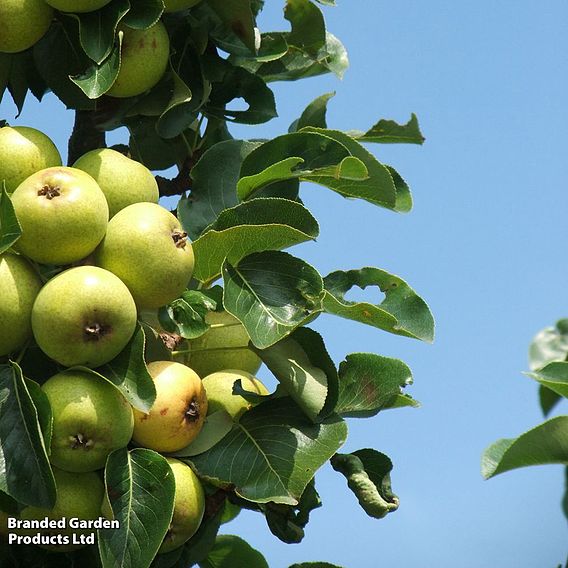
[323,267,434,342]
[0,185,21,254]
[353,113,425,145]
[159,290,218,340]
[122,0,164,29]
[25,379,53,451]
[289,91,335,132]
[206,0,256,53]
[98,448,176,568]
[540,386,562,418]
[331,449,399,518]
[285,0,326,56]
[222,251,325,349]
[526,362,568,402]
[0,363,55,508]
[192,198,319,282]
[189,397,347,504]
[200,535,268,568]
[254,327,337,422]
[336,353,413,418]
[482,416,568,479]
[155,71,197,139]
[171,410,234,457]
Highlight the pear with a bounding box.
[45,0,112,13]
[11,166,109,265]
[0,253,42,357]
[107,22,170,98]
[159,458,205,554]
[202,370,269,420]
[73,148,159,218]
[0,126,61,194]
[31,266,137,368]
[163,0,203,12]
[18,468,104,551]
[132,361,207,453]
[95,202,194,309]
[188,311,262,378]
[42,371,134,472]
[0,0,53,54]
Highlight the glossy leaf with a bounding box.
[178,140,261,240]
[336,353,413,418]
[526,362,568,401]
[159,290,218,340]
[25,379,53,451]
[285,0,326,56]
[0,363,55,508]
[98,448,176,568]
[323,267,435,342]
[192,198,319,282]
[482,416,568,479]
[122,0,164,29]
[206,0,256,53]
[331,449,399,518]
[200,535,268,568]
[0,185,21,254]
[222,251,325,349]
[188,397,347,504]
[171,410,234,457]
[254,327,338,422]
[353,113,425,145]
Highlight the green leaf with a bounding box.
[25,379,53,451]
[0,363,55,508]
[331,449,399,519]
[254,327,337,422]
[140,322,173,364]
[526,362,568,401]
[285,0,326,56]
[289,564,343,568]
[563,466,568,523]
[529,319,568,371]
[264,479,321,544]
[178,140,261,240]
[155,71,197,139]
[387,164,413,213]
[0,185,21,253]
[192,198,319,282]
[237,131,352,200]
[540,386,562,418]
[301,128,401,209]
[482,416,568,479]
[352,113,425,145]
[95,324,156,414]
[222,251,325,349]
[171,410,234,457]
[98,448,176,568]
[71,36,121,99]
[200,535,268,568]
[72,0,130,64]
[382,392,420,411]
[122,0,164,29]
[159,290,218,340]
[206,0,256,53]
[336,353,413,418]
[189,397,347,504]
[323,267,435,342]
[289,91,335,132]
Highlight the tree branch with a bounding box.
[67,110,106,166]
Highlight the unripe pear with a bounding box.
[95,202,194,309]
[0,253,42,357]
[163,0,203,12]
[18,468,104,551]
[0,126,61,194]
[107,22,170,98]
[202,370,268,420]
[32,266,137,368]
[132,361,207,453]
[11,166,109,265]
[42,371,134,472]
[159,458,205,554]
[73,148,159,217]
[45,0,112,13]
[188,311,262,378]
[0,0,53,54]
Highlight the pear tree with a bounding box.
[0,1,434,567]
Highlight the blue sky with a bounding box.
[2,1,567,567]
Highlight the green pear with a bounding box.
[42,371,134,472]
[11,166,109,265]
[0,253,42,357]
[132,361,207,453]
[45,0,112,13]
[159,458,205,554]
[107,22,170,98]
[202,370,269,420]
[73,148,159,218]
[95,202,194,309]
[188,311,262,378]
[18,468,104,551]
[0,0,53,54]
[32,266,137,368]
[0,126,61,194]
[163,0,203,12]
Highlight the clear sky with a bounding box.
[2,1,567,567]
